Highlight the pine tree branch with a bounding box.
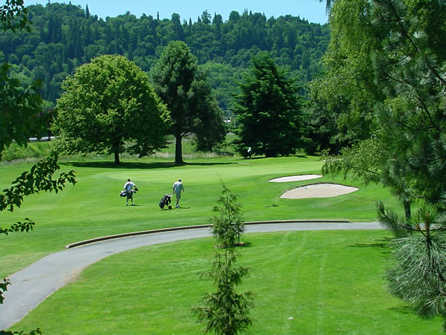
[379,0,446,86]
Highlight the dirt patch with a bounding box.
[281,183,359,199]
[269,175,322,183]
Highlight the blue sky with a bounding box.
[25,0,328,24]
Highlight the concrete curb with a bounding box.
[65,219,352,249]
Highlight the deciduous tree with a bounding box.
[0,0,29,32]
[53,54,168,165]
[0,63,42,158]
[0,0,42,159]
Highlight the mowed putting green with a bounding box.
[1,156,400,278]
[12,231,442,334]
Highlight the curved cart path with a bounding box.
[0,221,382,330]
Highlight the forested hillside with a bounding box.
[0,3,329,111]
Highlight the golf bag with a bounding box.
[159,194,172,209]
[121,186,138,197]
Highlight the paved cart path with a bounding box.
[0,221,383,330]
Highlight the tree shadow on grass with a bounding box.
[243,153,308,160]
[349,237,392,248]
[348,237,392,255]
[182,162,234,167]
[387,305,418,316]
[62,161,234,169]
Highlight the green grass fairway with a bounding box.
[13,230,442,334]
[1,156,400,278]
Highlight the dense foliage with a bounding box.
[0,3,329,112]
[0,62,42,158]
[234,53,303,157]
[322,0,446,211]
[0,0,29,31]
[0,0,43,159]
[151,41,225,164]
[1,4,77,334]
[53,54,168,165]
[320,0,446,330]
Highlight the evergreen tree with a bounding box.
[378,202,446,330]
[321,0,446,330]
[211,185,245,249]
[151,41,225,164]
[234,52,302,157]
[195,186,253,335]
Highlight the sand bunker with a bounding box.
[281,183,359,199]
[269,175,322,183]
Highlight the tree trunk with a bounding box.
[114,150,120,166]
[175,134,183,164]
[403,199,411,221]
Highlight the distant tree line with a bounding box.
[0,3,329,111]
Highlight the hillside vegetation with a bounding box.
[0,3,329,110]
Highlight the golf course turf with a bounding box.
[0,156,401,277]
[12,231,442,334]
[1,154,425,333]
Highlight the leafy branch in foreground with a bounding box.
[1,1,75,333]
[0,152,76,318]
[0,152,76,213]
[0,218,34,236]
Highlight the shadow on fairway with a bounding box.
[244,154,308,160]
[348,238,392,250]
[388,305,416,315]
[63,161,234,169]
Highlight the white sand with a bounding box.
[280,183,359,199]
[269,175,322,183]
